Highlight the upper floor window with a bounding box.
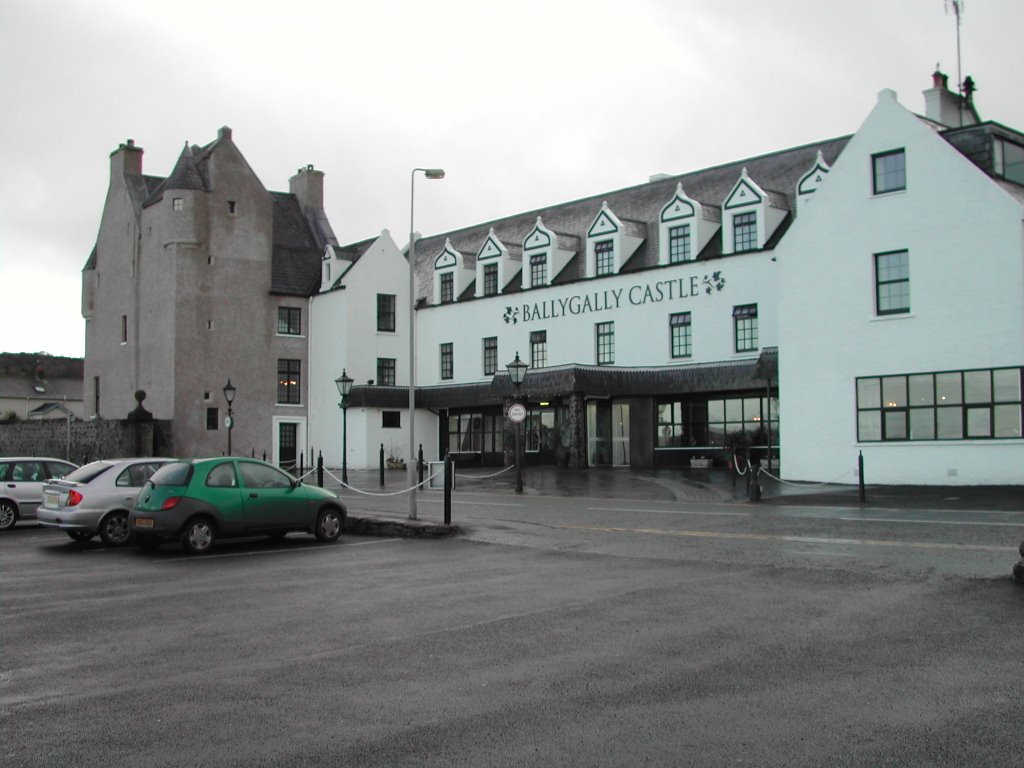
[277,359,301,404]
[440,343,454,380]
[596,322,614,365]
[483,337,498,376]
[120,315,128,344]
[277,306,301,335]
[483,264,498,296]
[377,294,396,332]
[595,241,615,276]
[530,254,547,287]
[875,250,910,315]
[733,304,758,353]
[377,358,396,386]
[669,312,692,358]
[733,213,757,253]
[440,273,454,304]
[530,330,547,369]
[994,137,1024,185]
[668,225,692,263]
[872,149,906,194]
[172,197,183,211]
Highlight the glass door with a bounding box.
[587,401,630,466]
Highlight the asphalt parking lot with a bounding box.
[3,477,1023,767]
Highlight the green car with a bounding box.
[129,458,347,554]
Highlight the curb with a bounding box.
[343,515,461,539]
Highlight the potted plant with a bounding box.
[386,444,406,470]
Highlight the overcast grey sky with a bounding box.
[2,0,1022,358]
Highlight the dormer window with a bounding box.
[530,253,547,286]
[659,184,717,265]
[668,225,691,263]
[433,239,471,304]
[474,230,516,297]
[595,241,615,275]
[994,137,1024,185]
[722,169,788,255]
[733,213,757,253]
[483,264,498,296]
[522,218,576,289]
[585,203,644,278]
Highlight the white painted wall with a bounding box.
[777,89,1024,484]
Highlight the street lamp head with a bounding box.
[222,379,236,406]
[506,352,528,388]
[424,168,445,179]
[335,369,354,399]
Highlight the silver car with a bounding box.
[37,458,173,545]
[0,457,78,530]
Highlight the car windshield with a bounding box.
[148,462,193,487]
[64,462,113,484]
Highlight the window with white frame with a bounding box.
[732,213,757,253]
[668,225,692,263]
[530,254,547,287]
[595,241,615,276]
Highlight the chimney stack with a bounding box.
[109,138,143,178]
[923,66,967,128]
[289,164,324,211]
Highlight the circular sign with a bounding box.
[224,415,234,429]
[508,403,527,423]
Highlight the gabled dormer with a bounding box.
[433,239,472,304]
[521,218,577,289]
[722,168,789,254]
[796,151,831,212]
[585,203,645,277]
[658,183,721,265]
[474,229,520,298]
[320,243,357,292]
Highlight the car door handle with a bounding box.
[249,493,259,498]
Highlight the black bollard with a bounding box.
[418,443,424,490]
[317,452,324,488]
[858,451,866,503]
[444,452,452,525]
[379,443,385,487]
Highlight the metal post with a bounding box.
[444,452,452,525]
[408,172,418,520]
[317,452,324,488]
[418,443,424,488]
[379,443,385,487]
[515,415,523,494]
[341,400,348,486]
[858,451,866,503]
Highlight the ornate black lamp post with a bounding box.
[335,370,354,485]
[506,352,528,494]
[222,379,236,456]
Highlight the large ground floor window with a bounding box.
[856,366,1023,441]
[656,394,779,450]
[448,411,503,454]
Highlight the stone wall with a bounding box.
[0,418,173,464]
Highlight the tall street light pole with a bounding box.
[222,379,236,456]
[408,167,445,520]
[335,370,353,486]
[506,352,528,494]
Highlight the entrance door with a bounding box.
[587,401,630,466]
[278,422,297,470]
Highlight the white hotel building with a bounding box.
[308,72,1024,486]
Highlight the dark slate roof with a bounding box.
[143,143,212,208]
[404,135,851,303]
[270,192,325,296]
[348,351,778,410]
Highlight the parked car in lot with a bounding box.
[1013,540,1024,583]
[129,458,347,553]
[37,458,175,545]
[0,457,78,530]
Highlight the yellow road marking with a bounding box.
[553,524,1016,553]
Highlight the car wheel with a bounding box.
[67,530,96,542]
[99,511,131,547]
[182,518,216,554]
[0,501,18,531]
[314,508,343,543]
